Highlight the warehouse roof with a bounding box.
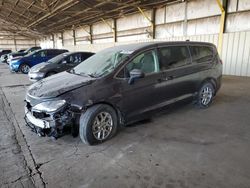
[0,0,181,38]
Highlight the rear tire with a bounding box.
[19,63,30,74]
[79,104,118,145]
[196,82,215,108]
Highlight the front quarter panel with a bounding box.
[61,77,123,113]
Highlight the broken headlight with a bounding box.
[33,100,66,113]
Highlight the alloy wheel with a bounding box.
[21,64,30,73]
[92,112,113,141]
[200,86,213,105]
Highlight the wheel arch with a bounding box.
[199,77,217,92]
[85,101,125,126]
[18,62,31,71]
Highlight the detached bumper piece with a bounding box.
[24,106,73,139]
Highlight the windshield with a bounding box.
[72,48,131,77]
[47,54,65,63]
[24,48,31,53]
[24,50,37,57]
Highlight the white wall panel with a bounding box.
[165,2,185,23]
[226,12,250,32]
[221,31,250,76]
[117,11,151,31]
[187,0,220,20]
[93,20,113,35]
[155,7,165,25]
[238,0,250,11]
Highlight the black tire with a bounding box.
[46,71,56,77]
[19,63,30,74]
[196,82,215,108]
[79,104,118,145]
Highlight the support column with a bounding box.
[216,0,228,55]
[13,36,17,51]
[73,29,76,46]
[183,0,188,36]
[113,18,117,42]
[61,32,64,47]
[151,8,156,39]
[89,25,93,44]
[52,34,55,48]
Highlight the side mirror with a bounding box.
[128,69,145,85]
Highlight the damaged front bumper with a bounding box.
[24,102,74,138]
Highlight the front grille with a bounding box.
[32,111,50,119]
[26,101,32,110]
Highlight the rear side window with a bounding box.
[66,53,82,64]
[33,50,47,57]
[47,50,56,56]
[158,46,191,70]
[82,53,93,60]
[190,46,214,63]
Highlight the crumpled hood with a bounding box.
[27,71,95,98]
[30,62,49,72]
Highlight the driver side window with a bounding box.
[125,50,159,77]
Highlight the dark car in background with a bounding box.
[0,50,12,63]
[28,51,94,82]
[7,46,41,64]
[0,49,12,57]
[18,49,26,53]
[1,49,26,64]
[10,49,68,74]
[24,41,222,145]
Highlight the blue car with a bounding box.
[9,49,68,74]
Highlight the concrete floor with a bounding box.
[0,63,250,188]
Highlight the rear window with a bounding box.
[158,46,191,70]
[190,46,214,63]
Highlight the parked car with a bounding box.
[28,51,94,82]
[24,41,222,145]
[9,49,68,74]
[0,50,12,63]
[7,47,41,64]
[18,49,26,53]
[1,49,25,63]
[0,49,12,57]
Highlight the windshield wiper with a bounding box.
[87,73,97,78]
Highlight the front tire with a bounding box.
[79,104,118,145]
[19,63,30,74]
[196,82,215,108]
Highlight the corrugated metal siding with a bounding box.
[222,31,250,76]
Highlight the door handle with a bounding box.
[157,76,174,83]
[165,76,174,81]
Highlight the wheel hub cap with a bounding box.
[201,86,213,105]
[92,112,113,141]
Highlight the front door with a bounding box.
[119,49,164,122]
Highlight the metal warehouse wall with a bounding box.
[0,34,37,51]
[40,0,250,76]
